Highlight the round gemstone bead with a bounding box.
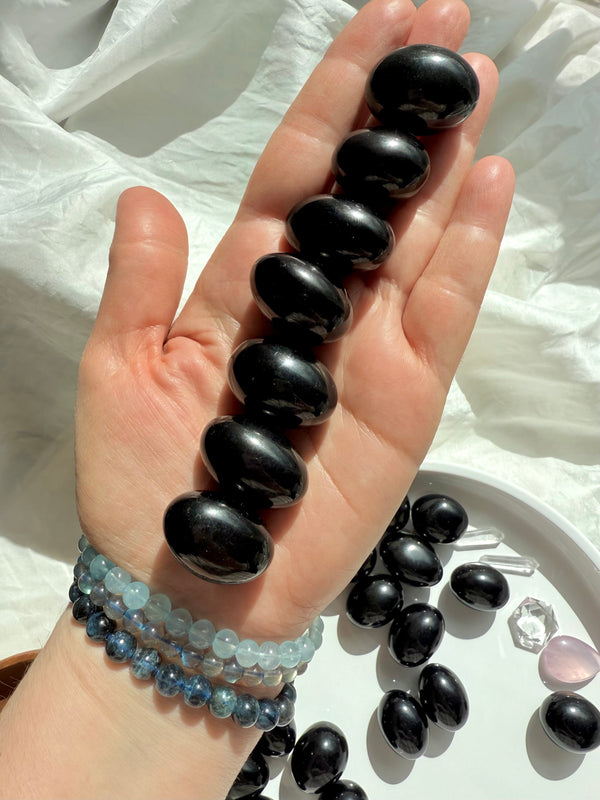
[77,571,95,595]
[105,630,137,663]
[130,647,161,680]
[256,698,280,731]
[89,583,108,608]
[85,612,115,642]
[279,641,301,669]
[201,653,224,678]
[258,642,281,671]
[311,616,324,635]
[104,594,127,621]
[209,686,237,719]
[201,417,308,509]
[81,545,99,567]
[228,338,337,428]
[144,593,172,623]
[89,554,115,581]
[122,581,150,610]
[141,622,164,649]
[163,491,274,585]
[279,682,297,703]
[122,607,145,632]
[212,628,240,659]
[73,561,86,580]
[274,695,295,726]
[235,639,260,668]
[72,595,101,624]
[257,721,297,756]
[232,694,260,728]
[182,674,212,708]
[281,666,298,683]
[305,627,321,651]
[223,659,244,684]
[104,567,131,595]
[181,645,204,670]
[262,667,283,687]
[77,534,89,552]
[155,664,185,697]
[68,581,83,603]
[165,607,193,638]
[189,618,216,650]
[239,665,264,687]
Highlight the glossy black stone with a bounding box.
[226,750,270,800]
[366,44,480,135]
[385,495,411,534]
[333,126,430,206]
[378,690,429,759]
[285,194,394,273]
[379,531,443,587]
[251,253,353,343]
[418,663,469,731]
[163,491,273,584]
[72,594,101,624]
[450,562,510,611]
[350,548,377,583]
[201,415,308,508]
[278,681,297,704]
[318,779,368,800]
[411,493,468,543]
[255,721,296,757]
[540,692,600,753]
[388,602,445,667]
[291,722,349,793]
[228,338,337,427]
[346,573,403,629]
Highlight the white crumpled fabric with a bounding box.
[0,0,599,659]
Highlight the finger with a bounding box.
[92,187,189,354]
[403,155,516,386]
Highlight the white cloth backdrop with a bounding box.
[0,0,599,664]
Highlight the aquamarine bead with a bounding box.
[77,571,95,595]
[183,674,212,708]
[122,581,150,610]
[311,616,324,634]
[130,647,161,680]
[235,639,260,668]
[232,694,260,728]
[208,686,237,719]
[73,561,86,580]
[155,664,185,697]
[256,698,279,731]
[201,653,224,678]
[279,641,301,669]
[297,635,316,663]
[223,660,244,684]
[263,667,283,687]
[144,593,172,623]
[166,608,193,638]
[105,630,137,663]
[306,626,323,649]
[90,554,115,581]
[213,629,239,659]
[258,642,281,671]
[81,545,99,567]
[122,607,145,632]
[189,619,216,650]
[104,594,127,621]
[105,567,131,595]
[181,645,204,670]
[77,534,89,552]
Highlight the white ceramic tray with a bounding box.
[267,462,600,799]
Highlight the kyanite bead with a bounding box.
[209,686,237,719]
[366,44,480,134]
[165,607,193,638]
[228,338,337,427]
[279,641,301,669]
[201,417,308,509]
[223,659,244,684]
[286,194,394,273]
[235,639,260,668]
[250,253,353,344]
[163,491,274,585]
[105,630,137,663]
[144,593,172,623]
[77,571,95,595]
[232,694,260,728]
[86,611,115,642]
[189,618,216,650]
[182,674,212,708]
[201,653,224,678]
[90,554,115,581]
[155,664,185,697]
[69,580,83,603]
[258,642,281,671]
[130,647,161,680]
[256,698,279,731]
[213,629,240,660]
[122,581,150,610]
[104,566,131,595]
[81,545,99,567]
[274,695,295,726]
[539,636,600,686]
[72,594,101,624]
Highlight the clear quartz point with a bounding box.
[508,597,558,653]
[453,526,505,550]
[479,553,539,576]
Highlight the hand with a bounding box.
[74,0,515,644]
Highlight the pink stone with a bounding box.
[539,635,600,686]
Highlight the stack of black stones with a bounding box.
[163,44,481,588]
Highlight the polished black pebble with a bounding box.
[385,495,411,534]
[251,253,353,343]
[291,722,349,793]
[388,602,445,667]
[72,595,101,624]
[411,493,468,543]
[350,548,377,583]
[163,491,273,584]
[226,750,270,800]
[418,663,469,731]
[286,194,394,273]
[228,338,337,427]
[201,415,308,508]
[379,530,443,587]
[540,692,600,753]
[346,573,403,629]
[366,44,480,135]
[450,562,510,611]
[255,721,296,757]
[378,690,429,759]
[318,779,368,800]
[333,126,430,207]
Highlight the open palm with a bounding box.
[74,0,514,646]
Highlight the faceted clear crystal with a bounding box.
[508,597,558,653]
[453,526,505,550]
[480,553,539,577]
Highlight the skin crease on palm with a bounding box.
[73,0,515,647]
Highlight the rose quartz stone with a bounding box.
[539,635,600,685]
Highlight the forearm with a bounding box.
[0,609,260,800]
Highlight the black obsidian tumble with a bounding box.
[366,44,480,135]
[251,253,353,343]
[163,490,273,584]
[201,415,308,508]
[379,530,443,587]
[450,562,510,611]
[378,690,429,759]
[228,338,337,427]
[388,602,445,667]
[333,126,430,206]
[346,573,403,628]
[540,692,600,753]
[286,194,394,273]
[411,493,468,543]
[226,750,270,799]
[318,780,368,800]
[291,722,349,793]
[418,663,469,731]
